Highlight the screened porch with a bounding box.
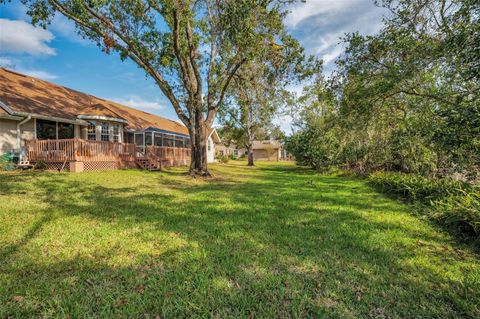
[125,128,191,154]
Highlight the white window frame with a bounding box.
[112,124,120,143]
[87,121,96,140]
[100,122,110,141]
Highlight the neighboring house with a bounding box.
[216,140,285,161]
[251,140,283,161]
[215,143,239,158]
[206,128,221,163]
[0,68,214,171]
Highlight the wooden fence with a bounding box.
[25,138,191,164]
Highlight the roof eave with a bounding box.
[0,100,15,115]
[77,114,128,124]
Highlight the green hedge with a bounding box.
[369,171,480,240]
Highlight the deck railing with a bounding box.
[25,138,191,164]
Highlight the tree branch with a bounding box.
[49,0,189,125]
[207,57,247,126]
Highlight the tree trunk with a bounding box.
[188,114,210,176]
[247,144,254,166]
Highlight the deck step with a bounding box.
[135,158,162,171]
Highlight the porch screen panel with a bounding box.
[58,123,74,139]
[134,133,144,146]
[163,134,174,147]
[124,132,134,144]
[145,132,153,145]
[154,133,163,146]
[36,119,57,140]
[176,137,185,148]
[184,137,191,148]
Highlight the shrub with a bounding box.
[34,160,47,170]
[216,155,229,164]
[369,171,480,240]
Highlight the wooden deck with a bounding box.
[24,138,191,171]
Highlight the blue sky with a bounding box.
[0,0,386,132]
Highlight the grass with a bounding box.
[0,161,479,318]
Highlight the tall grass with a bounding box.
[369,171,480,241]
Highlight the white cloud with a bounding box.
[286,0,387,74]
[321,44,345,65]
[17,69,58,80]
[9,3,87,45]
[111,95,165,111]
[285,0,355,27]
[0,19,56,55]
[274,114,295,135]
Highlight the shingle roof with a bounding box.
[0,68,189,135]
[252,140,281,150]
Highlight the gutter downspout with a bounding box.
[17,115,31,150]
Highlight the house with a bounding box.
[215,143,239,158]
[249,140,283,161]
[0,68,217,171]
[215,139,285,161]
[207,128,221,163]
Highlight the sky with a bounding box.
[0,0,387,133]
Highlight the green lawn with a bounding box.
[1,161,479,318]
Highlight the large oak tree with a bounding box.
[12,0,300,175]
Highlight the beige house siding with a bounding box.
[0,118,17,153]
[253,149,280,161]
[21,119,35,144]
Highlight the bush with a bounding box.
[369,171,480,240]
[216,155,229,164]
[34,160,47,170]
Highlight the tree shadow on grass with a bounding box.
[1,166,479,318]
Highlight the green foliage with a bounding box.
[33,160,47,170]
[369,171,480,240]
[215,154,229,163]
[286,0,479,180]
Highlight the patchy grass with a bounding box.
[0,161,479,318]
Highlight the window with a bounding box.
[100,122,110,141]
[87,122,96,140]
[58,123,74,139]
[36,119,57,140]
[208,139,211,151]
[112,124,120,143]
[234,149,238,157]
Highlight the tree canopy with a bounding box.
[286,0,479,179]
